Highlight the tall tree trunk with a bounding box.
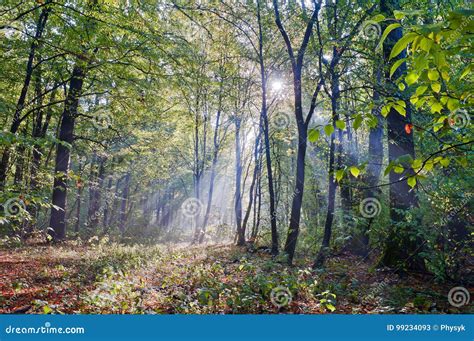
[74,174,84,234]
[103,176,113,233]
[251,148,263,241]
[198,91,223,243]
[234,117,244,245]
[88,154,106,231]
[241,131,261,240]
[273,0,321,264]
[13,138,26,187]
[257,1,279,254]
[119,172,131,235]
[314,57,341,267]
[350,61,383,255]
[380,0,424,271]
[48,64,86,241]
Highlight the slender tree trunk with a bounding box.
[13,140,26,187]
[241,132,261,239]
[88,155,106,231]
[251,149,263,241]
[273,0,321,264]
[119,172,131,235]
[234,117,244,245]
[198,93,223,243]
[74,180,83,233]
[257,2,278,254]
[314,53,341,267]
[103,176,113,233]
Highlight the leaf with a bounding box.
[393,104,406,117]
[407,176,417,188]
[371,14,386,22]
[326,304,336,312]
[43,305,53,314]
[324,124,334,136]
[405,72,420,85]
[308,129,320,142]
[419,37,434,52]
[349,166,360,178]
[336,169,344,182]
[460,64,472,80]
[394,10,405,20]
[335,120,346,130]
[353,114,363,130]
[433,51,447,68]
[431,82,441,93]
[398,82,406,91]
[440,158,450,167]
[430,101,443,114]
[412,158,422,171]
[389,32,418,60]
[424,161,434,172]
[381,105,390,117]
[415,85,428,96]
[441,71,450,81]
[428,69,440,81]
[377,23,401,51]
[394,165,404,174]
[384,162,394,176]
[447,98,459,111]
[390,58,406,78]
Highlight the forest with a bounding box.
[0,0,472,315]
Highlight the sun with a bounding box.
[270,79,284,92]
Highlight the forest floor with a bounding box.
[0,240,471,314]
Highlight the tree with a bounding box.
[379,0,425,271]
[273,0,324,265]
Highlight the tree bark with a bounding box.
[380,0,424,271]
[350,61,383,256]
[48,65,86,241]
[257,1,279,254]
[314,55,341,267]
[273,0,321,264]
[119,172,131,235]
[234,117,244,245]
